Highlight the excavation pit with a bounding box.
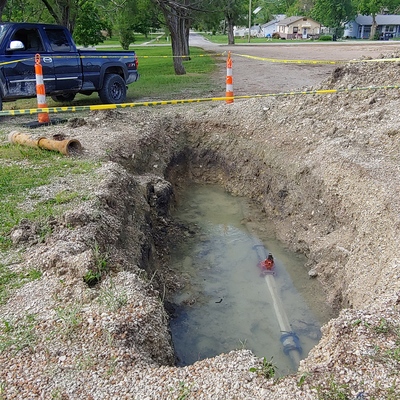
[1,68,399,397]
[168,183,336,373]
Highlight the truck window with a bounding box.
[0,24,8,44]
[45,29,71,52]
[11,28,44,52]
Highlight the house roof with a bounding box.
[277,16,305,26]
[261,19,279,28]
[355,14,400,25]
[261,15,287,28]
[277,16,321,27]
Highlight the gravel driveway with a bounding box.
[190,33,400,94]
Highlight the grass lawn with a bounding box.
[199,33,307,44]
[3,45,219,111]
[100,32,167,46]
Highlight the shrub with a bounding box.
[272,32,280,39]
[319,35,333,41]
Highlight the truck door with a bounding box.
[43,27,82,92]
[3,27,55,97]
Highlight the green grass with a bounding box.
[0,313,38,353]
[315,377,350,400]
[100,32,167,46]
[249,357,276,379]
[83,242,109,287]
[0,143,98,250]
[133,46,219,100]
[3,45,218,111]
[0,264,42,305]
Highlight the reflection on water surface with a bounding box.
[169,184,334,374]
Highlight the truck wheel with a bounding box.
[99,74,126,104]
[51,93,76,102]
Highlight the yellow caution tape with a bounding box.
[231,53,339,64]
[2,52,400,68]
[0,52,223,66]
[1,84,400,117]
[0,57,38,66]
[231,53,400,65]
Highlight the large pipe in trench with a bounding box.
[8,131,82,156]
[252,242,302,369]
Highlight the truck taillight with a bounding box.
[127,56,138,69]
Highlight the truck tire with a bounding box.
[99,74,127,104]
[51,93,76,102]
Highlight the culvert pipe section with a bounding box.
[253,243,302,369]
[8,131,82,156]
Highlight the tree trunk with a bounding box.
[166,9,186,74]
[41,0,61,24]
[227,16,235,45]
[179,17,190,61]
[60,4,73,33]
[0,0,7,21]
[40,0,74,32]
[170,30,186,74]
[156,1,187,75]
[370,14,377,40]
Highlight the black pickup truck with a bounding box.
[0,22,139,110]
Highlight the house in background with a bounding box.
[276,16,321,39]
[234,25,263,37]
[261,14,286,37]
[344,14,400,39]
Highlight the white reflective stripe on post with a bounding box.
[35,53,50,123]
[226,51,233,104]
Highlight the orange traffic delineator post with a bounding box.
[35,54,50,124]
[226,51,233,104]
[24,54,66,128]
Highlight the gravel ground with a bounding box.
[0,40,400,399]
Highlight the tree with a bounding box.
[196,0,247,45]
[224,0,248,44]
[116,11,136,49]
[73,0,110,46]
[0,0,7,20]
[97,0,161,50]
[192,1,224,34]
[311,0,354,33]
[357,0,400,39]
[3,0,53,22]
[357,0,378,38]
[152,0,192,74]
[40,0,77,32]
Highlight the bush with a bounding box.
[272,32,280,39]
[319,35,333,41]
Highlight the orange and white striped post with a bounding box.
[35,54,50,124]
[226,51,233,104]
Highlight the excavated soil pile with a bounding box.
[0,53,399,399]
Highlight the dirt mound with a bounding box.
[324,51,400,89]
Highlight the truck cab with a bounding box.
[0,23,82,102]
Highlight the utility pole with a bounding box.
[248,0,252,43]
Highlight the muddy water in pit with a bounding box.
[169,183,336,374]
